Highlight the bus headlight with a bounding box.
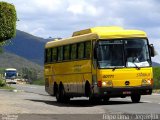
[141,79,152,86]
[102,80,112,87]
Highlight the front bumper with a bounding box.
[94,86,152,97]
[6,79,17,84]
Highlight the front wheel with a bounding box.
[131,94,141,103]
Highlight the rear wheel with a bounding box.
[85,81,91,97]
[56,89,61,102]
[131,94,141,103]
[56,84,70,103]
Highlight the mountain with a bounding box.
[0,52,43,73]
[152,62,160,67]
[3,30,49,65]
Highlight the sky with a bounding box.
[2,0,160,62]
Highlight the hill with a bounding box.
[0,52,43,70]
[3,30,48,65]
[152,62,160,67]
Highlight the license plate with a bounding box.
[123,91,131,95]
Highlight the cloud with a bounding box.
[3,0,160,39]
[67,0,102,16]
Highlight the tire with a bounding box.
[53,83,58,96]
[55,89,61,102]
[56,84,70,103]
[85,82,91,97]
[131,94,141,103]
[55,84,64,102]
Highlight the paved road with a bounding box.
[0,84,160,120]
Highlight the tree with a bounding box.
[21,67,38,83]
[0,2,17,42]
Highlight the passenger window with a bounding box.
[85,41,91,59]
[64,45,70,60]
[47,48,52,63]
[52,48,57,62]
[78,43,84,59]
[57,46,63,61]
[45,49,47,63]
[71,44,77,60]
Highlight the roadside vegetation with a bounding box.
[153,67,160,89]
[0,67,44,86]
[31,78,45,86]
[0,79,15,90]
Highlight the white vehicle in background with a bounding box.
[5,68,18,84]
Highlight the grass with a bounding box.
[0,79,15,90]
[31,79,45,86]
[0,85,15,90]
[153,89,160,93]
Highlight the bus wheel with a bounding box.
[56,84,69,103]
[131,94,141,103]
[60,87,70,103]
[55,89,61,102]
[85,81,91,97]
[56,84,64,102]
[53,83,58,96]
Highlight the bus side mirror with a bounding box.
[149,44,156,57]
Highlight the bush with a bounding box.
[0,79,6,87]
[0,2,17,41]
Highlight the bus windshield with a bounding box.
[97,39,151,68]
[5,71,17,79]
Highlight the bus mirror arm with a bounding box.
[149,44,157,57]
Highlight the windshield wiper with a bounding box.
[132,62,140,70]
[132,57,141,70]
[112,66,124,71]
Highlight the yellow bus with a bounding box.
[44,26,155,103]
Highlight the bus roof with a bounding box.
[5,68,17,71]
[46,26,147,48]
